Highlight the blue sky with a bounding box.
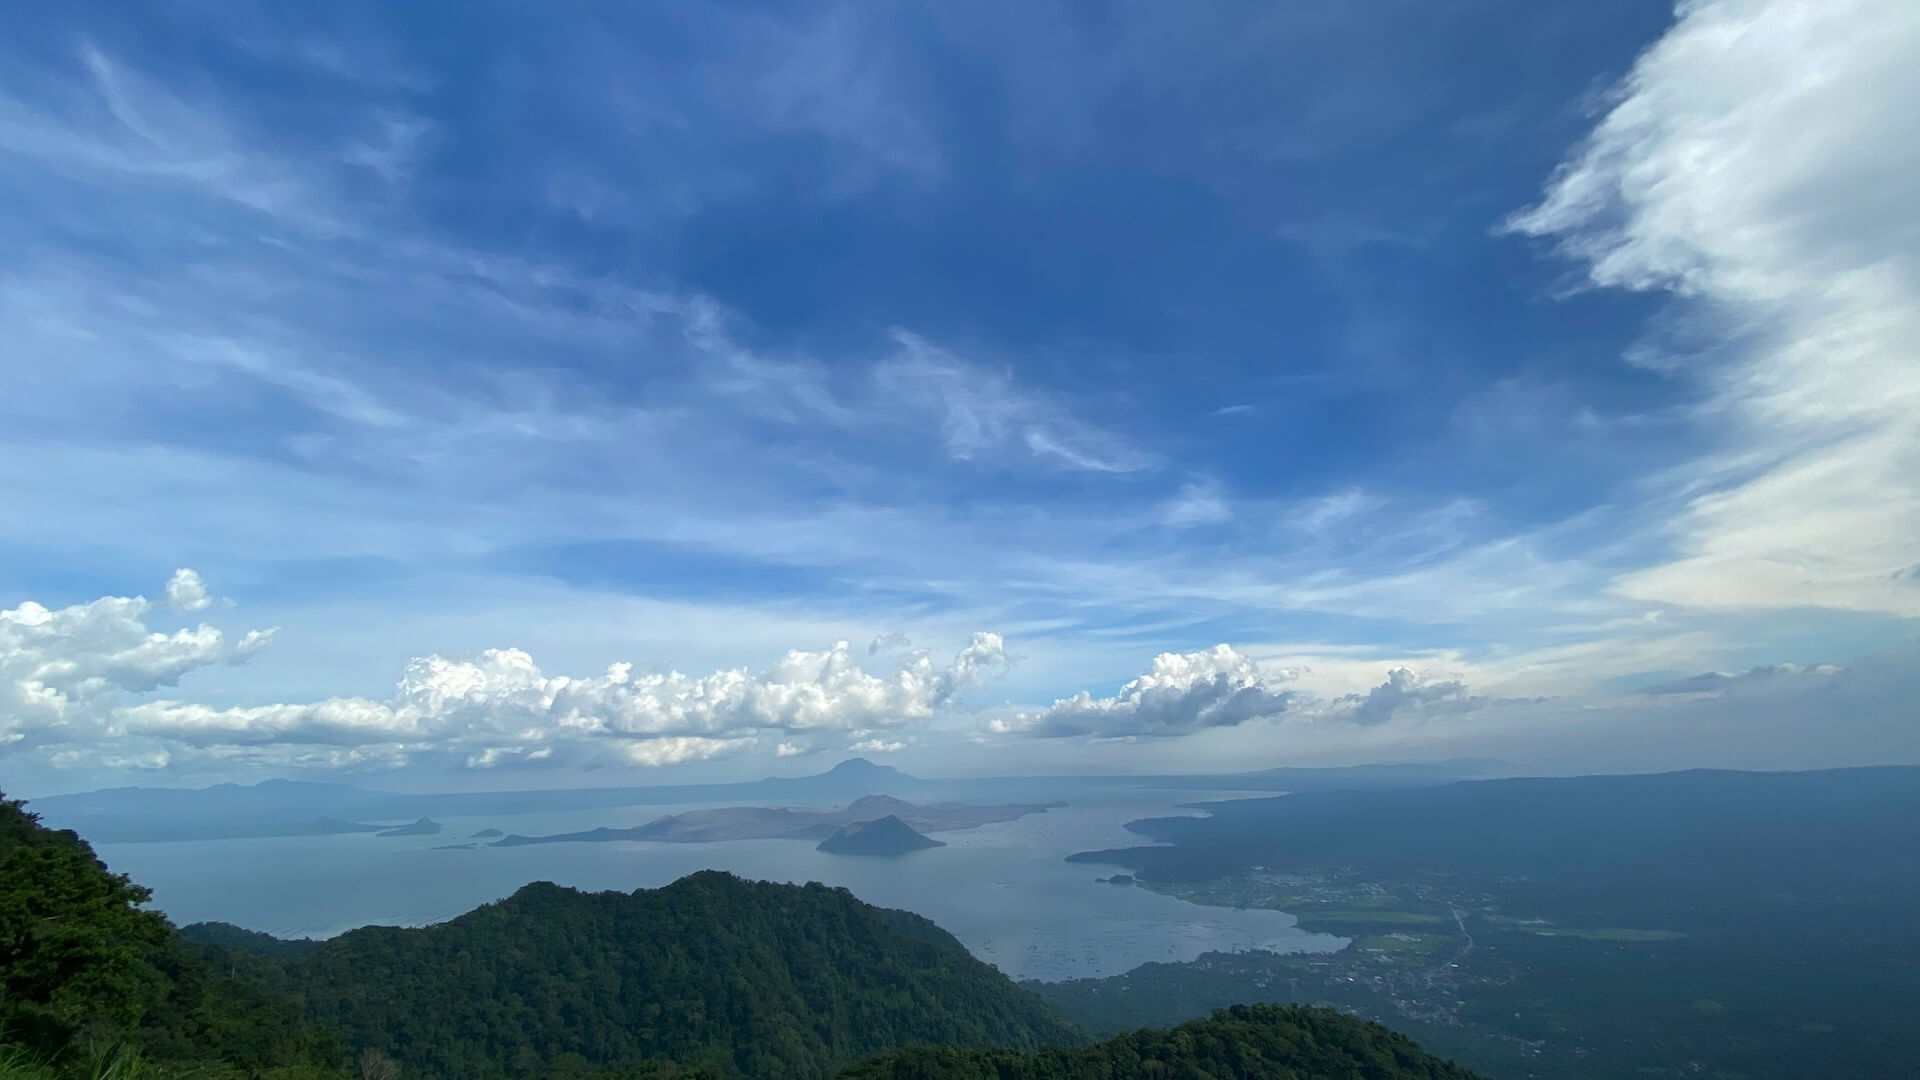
[3,0,1916,793]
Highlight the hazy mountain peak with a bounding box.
[825,757,900,776]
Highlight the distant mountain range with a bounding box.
[27,756,1502,843]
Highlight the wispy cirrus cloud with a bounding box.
[872,332,1155,474]
[1507,0,1920,618]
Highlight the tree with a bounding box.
[0,799,171,1052]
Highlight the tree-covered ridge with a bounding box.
[176,923,319,959]
[835,1004,1484,1079]
[0,793,337,1077]
[212,872,1083,1079]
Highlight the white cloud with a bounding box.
[0,41,372,235]
[775,740,805,757]
[998,644,1298,738]
[1508,0,1920,617]
[1160,481,1232,528]
[3,575,1012,771]
[868,632,911,655]
[874,332,1154,473]
[973,638,1917,774]
[1329,646,1920,774]
[849,737,908,754]
[1238,627,1733,704]
[0,584,263,750]
[232,627,279,658]
[1291,489,1385,534]
[616,736,753,768]
[164,568,212,612]
[1328,667,1473,726]
[111,633,1007,769]
[989,643,1529,740]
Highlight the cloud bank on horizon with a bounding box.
[2,0,1916,788]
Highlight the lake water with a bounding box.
[97,788,1344,981]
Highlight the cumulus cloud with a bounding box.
[0,587,257,748]
[3,575,1011,771]
[996,644,1297,738]
[164,568,212,612]
[987,646,1553,742]
[1508,0,1920,617]
[1329,667,1473,726]
[849,736,908,754]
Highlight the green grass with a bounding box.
[0,1047,50,1080]
[0,1045,173,1080]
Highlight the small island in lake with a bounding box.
[469,828,504,838]
[433,843,476,851]
[816,815,945,856]
[1097,874,1136,886]
[376,817,442,837]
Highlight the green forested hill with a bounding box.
[206,873,1083,1079]
[835,1004,1484,1079]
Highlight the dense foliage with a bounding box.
[0,793,338,1077]
[836,1004,1482,1079]
[211,872,1083,1079]
[0,797,170,1051]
